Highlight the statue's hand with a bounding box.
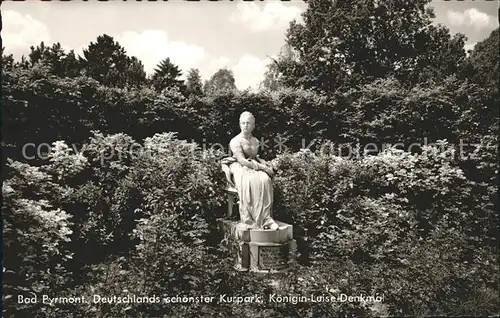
[264,167,274,178]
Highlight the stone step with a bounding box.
[218,219,293,243]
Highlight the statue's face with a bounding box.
[239,115,255,134]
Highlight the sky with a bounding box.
[2,0,498,90]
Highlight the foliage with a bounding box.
[204,68,237,95]
[2,68,191,160]
[126,56,148,88]
[334,75,498,151]
[2,159,75,317]
[3,129,498,316]
[259,45,299,92]
[150,57,185,93]
[259,60,281,92]
[27,42,81,77]
[79,34,146,88]
[183,88,335,160]
[281,0,467,92]
[468,27,499,93]
[272,145,498,316]
[185,68,204,96]
[6,56,495,162]
[2,46,15,70]
[67,132,140,256]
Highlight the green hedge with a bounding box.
[5,67,497,163]
[272,145,498,316]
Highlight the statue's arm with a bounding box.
[252,138,274,177]
[254,138,273,169]
[256,156,274,178]
[230,138,260,170]
[256,156,271,168]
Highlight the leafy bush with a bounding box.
[5,62,497,167]
[272,144,498,316]
[2,160,74,317]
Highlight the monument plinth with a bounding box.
[218,219,296,273]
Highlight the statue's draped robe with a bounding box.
[228,141,277,229]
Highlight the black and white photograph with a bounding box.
[1,0,499,316]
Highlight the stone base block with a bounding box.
[218,219,292,243]
[218,218,295,273]
[249,221,293,243]
[249,240,296,273]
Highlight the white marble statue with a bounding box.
[224,111,279,230]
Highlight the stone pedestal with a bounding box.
[218,219,296,273]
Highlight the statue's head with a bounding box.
[239,111,255,134]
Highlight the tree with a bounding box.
[281,0,467,93]
[185,68,204,96]
[28,41,49,66]
[1,47,14,71]
[16,55,30,69]
[80,34,146,87]
[204,68,237,95]
[468,28,499,93]
[16,42,81,77]
[80,34,128,87]
[259,45,299,91]
[260,59,282,91]
[465,27,499,139]
[63,50,83,78]
[28,42,76,76]
[150,58,185,92]
[26,40,143,81]
[127,56,147,88]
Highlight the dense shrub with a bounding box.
[340,76,497,147]
[5,64,496,167]
[272,145,499,315]
[2,133,227,317]
[2,159,75,317]
[2,69,193,162]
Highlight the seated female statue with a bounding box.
[227,111,279,230]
